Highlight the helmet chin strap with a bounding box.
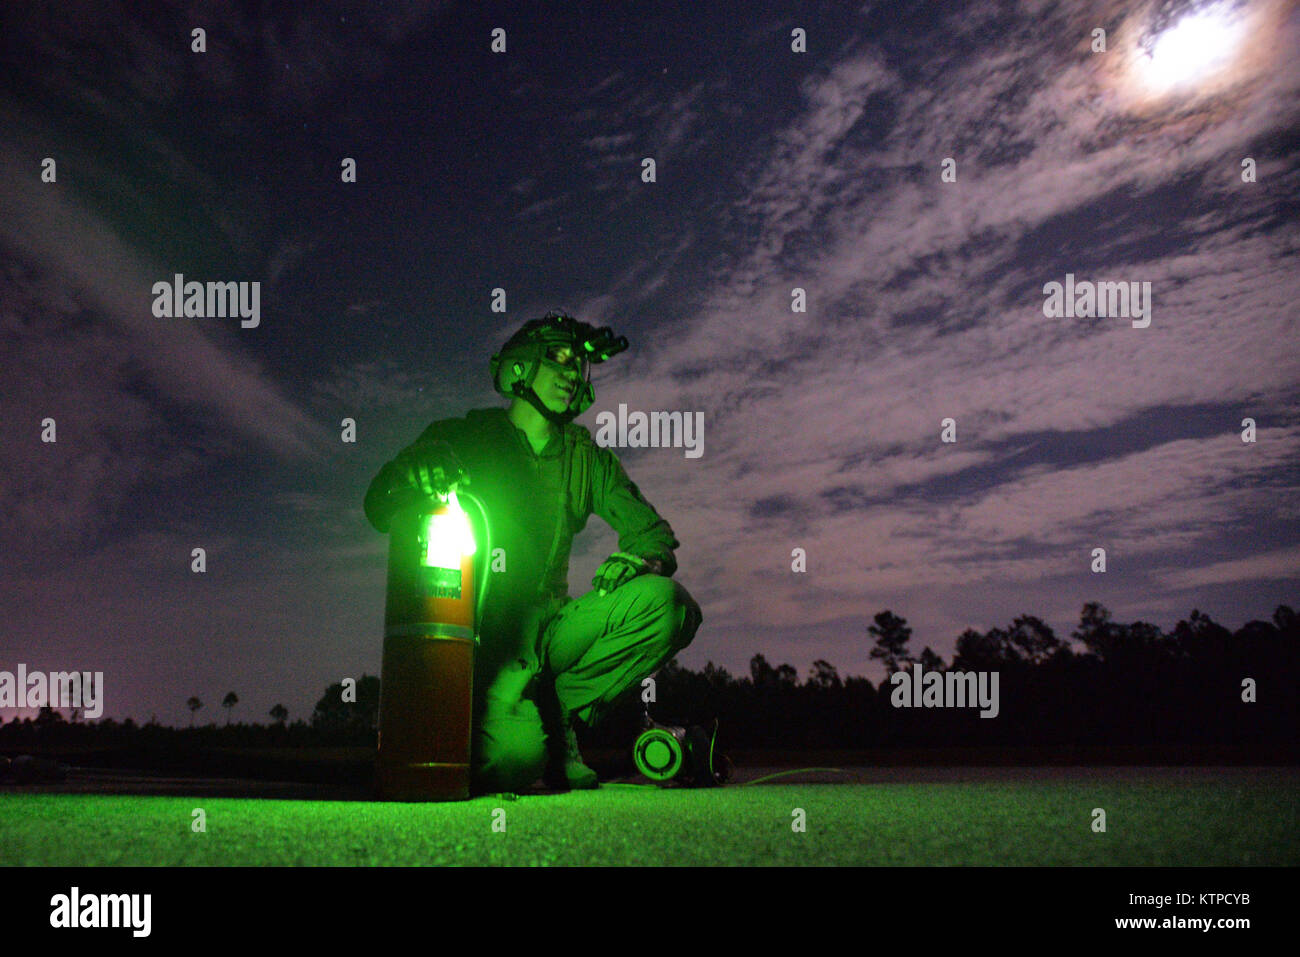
[510,382,579,425]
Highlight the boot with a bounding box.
[534,664,599,791]
[544,709,598,790]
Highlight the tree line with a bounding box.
[588,601,1298,751]
[3,602,1295,755]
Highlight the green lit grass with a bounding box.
[3,774,1296,866]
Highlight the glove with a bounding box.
[391,440,469,499]
[592,552,662,596]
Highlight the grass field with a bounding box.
[2,768,1297,866]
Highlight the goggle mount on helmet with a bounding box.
[490,311,629,424]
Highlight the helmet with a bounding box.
[490,311,628,423]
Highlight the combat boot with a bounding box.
[543,710,598,790]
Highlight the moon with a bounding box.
[1099,0,1294,117]
[1140,3,1249,91]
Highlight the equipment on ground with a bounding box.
[632,712,730,787]
[376,487,491,801]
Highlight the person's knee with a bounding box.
[670,580,702,651]
[632,575,702,654]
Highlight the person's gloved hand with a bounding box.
[392,441,469,499]
[592,552,656,596]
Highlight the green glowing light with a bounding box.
[422,490,477,569]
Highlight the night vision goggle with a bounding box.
[540,343,590,378]
[536,321,626,365]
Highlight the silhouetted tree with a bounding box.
[918,646,946,671]
[1072,602,1121,661]
[1006,615,1066,665]
[749,654,776,688]
[701,661,732,687]
[952,627,1005,670]
[187,697,203,727]
[1125,620,1170,659]
[311,675,381,733]
[868,610,914,673]
[748,654,799,690]
[269,704,289,725]
[221,692,238,725]
[807,660,842,689]
[1172,609,1233,661]
[1236,619,1280,643]
[1273,604,1297,637]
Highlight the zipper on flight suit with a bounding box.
[509,416,572,607]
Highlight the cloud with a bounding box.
[0,142,328,459]
[1159,545,1300,591]
[0,261,176,565]
[591,0,1300,654]
[516,192,573,220]
[0,0,467,575]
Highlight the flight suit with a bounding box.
[364,407,702,792]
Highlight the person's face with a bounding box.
[533,344,584,414]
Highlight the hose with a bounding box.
[457,489,492,642]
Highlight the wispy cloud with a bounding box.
[1160,545,1300,590]
[592,0,1300,656]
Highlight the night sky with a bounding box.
[2,0,1297,725]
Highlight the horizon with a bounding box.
[1,595,1291,725]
